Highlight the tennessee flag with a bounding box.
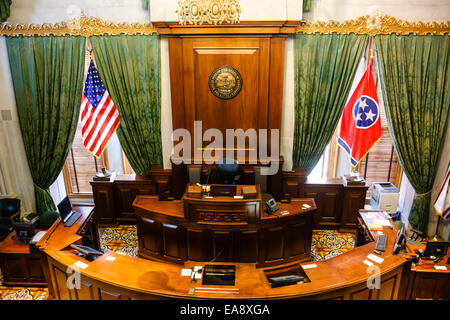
[434,161,450,220]
[337,57,381,166]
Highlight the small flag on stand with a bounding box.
[337,57,381,166]
[434,161,450,220]
[81,59,120,158]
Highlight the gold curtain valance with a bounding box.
[0,13,449,37]
[296,14,449,35]
[0,12,157,37]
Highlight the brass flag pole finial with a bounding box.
[369,48,376,60]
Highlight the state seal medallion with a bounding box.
[209,65,242,100]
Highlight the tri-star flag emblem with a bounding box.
[353,95,379,129]
[337,57,381,166]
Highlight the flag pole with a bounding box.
[432,215,441,241]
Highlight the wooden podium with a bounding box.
[133,184,317,267]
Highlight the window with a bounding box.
[63,119,108,197]
[62,116,133,199]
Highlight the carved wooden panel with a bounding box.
[99,288,123,300]
[0,254,46,285]
[349,287,372,300]
[212,230,234,262]
[196,208,248,223]
[410,273,450,300]
[1,255,27,283]
[73,280,95,300]
[285,220,308,259]
[187,228,210,261]
[114,183,153,223]
[27,255,45,281]
[137,216,161,255]
[52,265,71,300]
[341,188,367,231]
[91,182,115,225]
[376,276,397,300]
[114,184,153,214]
[169,36,285,154]
[186,201,260,224]
[236,230,259,262]
[303,185,342,228]
[161,223,185,263]
[262,226,284,263]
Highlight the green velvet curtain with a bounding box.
[90,34,162,175]
[303,0,311,12]
[292,33,368,173]
[375,34,450,233]
[6,36,85,215]
[0,0,12,22]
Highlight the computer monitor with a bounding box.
[392,224,406,255]
[14,224,36,244]
[57,196,72,223]
[424,241,449,258]
[70,244,103,261]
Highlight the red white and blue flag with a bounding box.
[337,57,381,166]
[81,59,120,158]
[434,161,450,220]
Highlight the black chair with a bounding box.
[217,157,240,184]
[0,198,20,241]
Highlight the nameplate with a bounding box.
[302,263,317,269]
[181,269,192,276]
[367,253,384,264]
[363,259,373,267]
[434,265,447,271]
[74,260,88,269]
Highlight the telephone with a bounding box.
[265,197,279,215]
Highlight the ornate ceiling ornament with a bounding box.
[296,14,450,35]
[176,0,241,25]
[0,11,157,37]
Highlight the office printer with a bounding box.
[369,182,400,214]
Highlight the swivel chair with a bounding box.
[217,157,240,184]
[0,198,20,242]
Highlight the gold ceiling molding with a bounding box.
[176,0,241,25]
[0,12,157,37]
[296,14,450,35]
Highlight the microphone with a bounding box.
[205,168,212,186]
[44,217,62,244]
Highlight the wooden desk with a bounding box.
[133,187,317,267]
[0,231,46,286]
[405,245,450,300]
[37,202,411,300]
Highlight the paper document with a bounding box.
[74,260,88,269]
[367,253,384,264]
[302,263,317,269]
[363,259,374,267]
[434,265,447,271]
[181,269,192,276]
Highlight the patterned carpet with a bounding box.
[99,225,139,257]
[0,227,355,299]
[312,229,356,261]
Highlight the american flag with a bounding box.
[81,59,120,158]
